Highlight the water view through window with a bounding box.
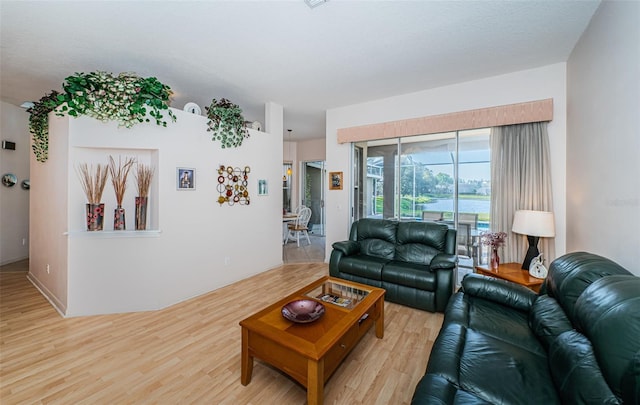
[353,128,491,266]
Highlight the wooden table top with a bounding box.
[239,276,385,360]
[475,262,544,291]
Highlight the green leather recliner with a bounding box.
[329,218,457,313]
[411,251,640,404]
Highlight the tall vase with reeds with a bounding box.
[108,155,135,230]
[77,163,109,231]
[134,163,154,230]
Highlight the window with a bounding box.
[353,128,491,267]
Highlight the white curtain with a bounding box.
[490,122,555,264]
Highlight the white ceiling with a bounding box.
[0,0,600,141]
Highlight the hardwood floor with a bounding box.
[0,261,443,404]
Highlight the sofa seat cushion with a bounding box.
[335,254,388,280]
[382,260,435,291]
[445,292,546,356]
[412,374,493,405]
[426,322,560,404]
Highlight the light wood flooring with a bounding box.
[0,260,444,404]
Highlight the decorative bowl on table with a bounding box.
[282,299,325,323]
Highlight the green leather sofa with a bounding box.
[329,218,457,312]
[412,252,640,404]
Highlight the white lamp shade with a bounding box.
[512,210,555,237]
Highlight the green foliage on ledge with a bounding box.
[28,71,176,163]
[205,98,249,149]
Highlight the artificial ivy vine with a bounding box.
[205,98,249,149]
[28,71,176,162]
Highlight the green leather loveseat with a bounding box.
[412,252,640,404]
[329,218,457,313]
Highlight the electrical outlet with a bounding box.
[224,257,230,265]
[46,264,50,274]
[22,238,26,246]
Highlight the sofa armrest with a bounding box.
[332,240,360,256]
[430,253,457,270]
[461,273,537,312]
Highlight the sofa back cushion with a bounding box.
[573,275,640,402]
[544,252,631,322]
[548,330,621,404]
[395,221,449,264]
[352,218,398,260]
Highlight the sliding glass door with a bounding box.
[353,129,491,267]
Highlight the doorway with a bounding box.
[301,161,325,236]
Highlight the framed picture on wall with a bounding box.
[177,167,195,190]
[329,171,343,190]
[258,179,268,196]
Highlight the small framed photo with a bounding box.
[258,179,268,196]
[177,167,195,190]
[329,171,343,190]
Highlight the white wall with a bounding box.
[325,63,568,262]
[567,1,640,274]
[29,107,284,316]
[0,101,30,265]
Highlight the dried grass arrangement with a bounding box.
[134,163,154,197]
[108,155,136,205]
[77,163,109,204]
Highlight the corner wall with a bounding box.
[0,101,30,265]
[567,1,640,274]
[325,63,568,263]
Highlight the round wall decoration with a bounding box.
[2,173,17,187]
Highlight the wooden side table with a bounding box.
[475,262,544,292]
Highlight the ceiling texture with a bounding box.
[1,0,600,141]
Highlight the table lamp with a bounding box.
[511,210,555,270]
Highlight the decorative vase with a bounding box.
[135,197,148,230]
[491,247,500,269]
[86,203,105,231]
[114,205,126,230]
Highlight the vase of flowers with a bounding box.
[77,163,109,231]
[481,231,508,269]
[134,163,154,230]
[108,155,136,230]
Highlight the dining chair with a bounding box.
[285,207,312,246]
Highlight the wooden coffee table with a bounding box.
[239,276,385,405]
[475,262,544,292]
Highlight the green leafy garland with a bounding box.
[27,91,61,162]
[28,71,176,162]
[205,98,249,148]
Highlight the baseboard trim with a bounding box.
[27,273,67,317]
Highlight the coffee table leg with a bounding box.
[375,300,384,338]
[307,358,324,405]
[241,327,253,385]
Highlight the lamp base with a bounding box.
[521,235,540,270]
